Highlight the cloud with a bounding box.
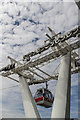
[0,1,79,118]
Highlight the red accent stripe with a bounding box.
[35,96,43,102]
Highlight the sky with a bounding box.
[0,0,79,118]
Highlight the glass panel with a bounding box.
[35,89,43,98]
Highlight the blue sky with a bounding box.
[0,0,79,118]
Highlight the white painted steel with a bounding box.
[51,52,71,118]
[19,76,41,118]
[74,0,80,9]
[1,40,80,78]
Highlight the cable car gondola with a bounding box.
[34,82,54,108]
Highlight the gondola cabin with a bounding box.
[34,88,54,108]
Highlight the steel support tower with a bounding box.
[51,52,71,118]
[0,25,80,118]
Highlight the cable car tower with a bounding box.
[0,24,80,118]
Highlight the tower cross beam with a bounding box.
[0,40,80,78]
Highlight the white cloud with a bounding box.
[0,1,79,118]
